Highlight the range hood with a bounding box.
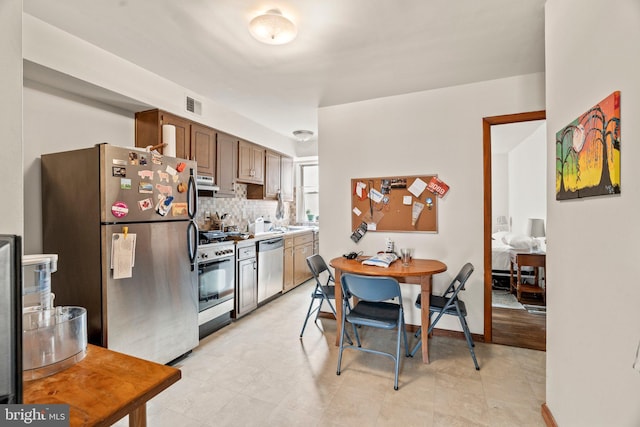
[196,175,219,192]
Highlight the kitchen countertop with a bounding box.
[239,227,318,244]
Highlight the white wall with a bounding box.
[22,80,135,254]
[491,152,509,232]
[22,14,296,158]
[508,123,547,235]
[20,13,303,253]
[319,73,545,329]
[545,0,640,425]
[0,0,23,236]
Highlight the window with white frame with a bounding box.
[300,163,318,222]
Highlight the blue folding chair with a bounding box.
[410,262,479,370]
[337,273,409,390]
[300,255,352,344]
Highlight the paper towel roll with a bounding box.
[162,124,177,157]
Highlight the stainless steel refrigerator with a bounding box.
[0,235,22,403]
[41,144,198,364]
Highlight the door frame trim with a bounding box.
[483,110,546,342]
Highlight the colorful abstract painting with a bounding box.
[556,91,621,200]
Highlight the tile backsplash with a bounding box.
[197,183,293,232]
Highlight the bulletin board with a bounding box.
[351,175,440,233]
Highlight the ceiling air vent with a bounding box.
[185,96,202,115]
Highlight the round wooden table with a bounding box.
[330,257,447,364]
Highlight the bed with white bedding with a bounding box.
[492,238,514,271]
[491,232,536,289]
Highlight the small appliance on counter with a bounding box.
[248,217,265,235]
[21,254,87,381]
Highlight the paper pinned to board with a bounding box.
[369,188,384,203]
[111,233,136,279]
[408,177,427,198]
[354,181,368,200]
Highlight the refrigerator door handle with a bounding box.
[187,169,197,219]
[187,221,198,270]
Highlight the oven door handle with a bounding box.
[199,258,232,272]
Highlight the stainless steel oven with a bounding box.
[197,238,235,338]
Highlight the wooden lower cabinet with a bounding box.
[283,232,314,292]
[294,243,313,285]
[313,232,319,255]
[236,257,258,318]
[293,232,314,286]
[283,239,294,292]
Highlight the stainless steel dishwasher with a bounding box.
[257,237,284,303]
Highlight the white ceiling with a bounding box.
[23,0,546,142]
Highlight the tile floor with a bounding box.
[115,281,546,427]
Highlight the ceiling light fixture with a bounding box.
[293,130,314,142]
[249,9,297,45]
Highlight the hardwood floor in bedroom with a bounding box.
[492,306,546,351]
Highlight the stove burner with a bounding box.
[199,230,227,245]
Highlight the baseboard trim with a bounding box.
[430,327,485,343]
[541,403,557,427]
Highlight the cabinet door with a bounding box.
[237,140,264,184]
[134,109,162,149]
[216,133,237,197]
[283,246,294,292]
[280,155,294,202]
[160,112,191,160]
[264,151,281,199]
[252,145,265,184]
[237,140,254,182]
[191,123,216,177]
[294,242,314,285]
[237,258,257,317]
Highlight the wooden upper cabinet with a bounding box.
[247,151,294,200]
[135,109,218,177]
[280,155,294,202]
[191,123,215,177]
[135,109,191,160]
[237,140,264,184]
[166,114,192,161]
[264,150,281,199]
[216,133,238,197]
[135,110,191,159]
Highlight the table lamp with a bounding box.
[527,218,545,252]
[496,215,509,232]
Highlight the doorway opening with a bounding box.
[483,110,546,350]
